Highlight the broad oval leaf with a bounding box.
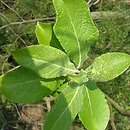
[44,83,84,130]
[35,22,52,45]
[78,81,110,130]
[12,45,79,79]
[0,67,62,103]
[86,52,130,82]
[53,0,99,68]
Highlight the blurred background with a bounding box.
[0,0,130,129]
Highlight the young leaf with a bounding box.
[35,22,52,45]
[50,26,64,51]
[53,0,99,68]
[86,52,130,82]
[12,45,79,79]
[69,70,89,84]
[44,83,84,130]
[0,67,61,103]
[35,22,64,51]
[79,81,110,130]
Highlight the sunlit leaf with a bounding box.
[35,22,52,45]
[53,0,99,68]
[86,52,130,82]
[44,83,84,130]
[79,81,110,130]
[69,70,89,84]
[12,45,79,79]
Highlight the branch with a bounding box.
[88,0,100,6]
[124,0,130,5]
[0,13,27,45]
[0,11,128,30]
[0,17,55,30]
[91,11,129,20]
[105,95,130,117]
[108,102,117,130]
[1,0,24,21]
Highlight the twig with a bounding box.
[92,0,100,5]
[0,17,55,30]
[108,102,117,130]
[102,22,130,35]
[7,66,20,72]
[12,103,23,121]
[44,96,55,112]
[105,95,130,117]
[1,56,9,74]
[0,11,128,31]
[1,0,24,21]
[88,0,100,6]
[91,11,128,20]
[0,13,26,45]
[88,0,92,4]
[125,0,130,5]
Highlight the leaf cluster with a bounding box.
[0,0,130,130]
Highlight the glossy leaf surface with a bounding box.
[86,53,130,82]
[44,83,84,130]
[0,68,53,103]
[79,81,110,130]
[53,0,99,68]
[12,45,79,79]
[35,22,52,45]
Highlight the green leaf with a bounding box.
[12,45,79,79]
[35,22,64,51]
[0,67,61,103]
[69,70,89,84]
[35,22,52,45]
[50,25,64,51]
[53,0,99,68]
[44,83,84,130]
[79,81,110,130]
[86,52,130,82]
[0,75,4,93]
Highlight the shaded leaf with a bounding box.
[12,45,79,79]
[86,52,130,82]
[53,0,99,68]
[79,81,110,130]
[0,67,61,103]
[35,22,64,51]
[44,83,84,130]
[50,25,64,51]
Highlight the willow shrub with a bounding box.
[0,0,130,130]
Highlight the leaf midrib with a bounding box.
[30,57,79,74]
[94,59,129,74]
[85,87,95,128]
[5,79,40,87]
[51,87,80,130]
[64,3,81,68]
